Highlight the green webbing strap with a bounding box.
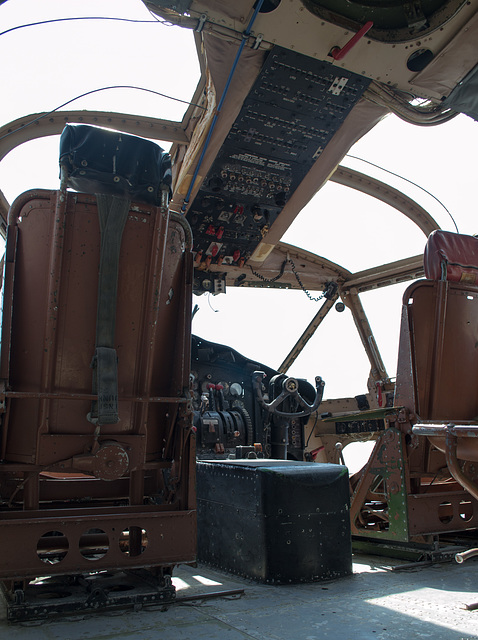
[88,194,131,425]
[92,346,120,424]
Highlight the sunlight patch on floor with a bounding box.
[171,577,191,591]
[366,588,477,636]
[352,561,389,574]
[192,574,223,586]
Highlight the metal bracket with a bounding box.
[252,33,263,50]
[195,13,207,33]
[403,2,428,32]
[329,77,349,96]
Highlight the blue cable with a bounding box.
[180,0,265,214]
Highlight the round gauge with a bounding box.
[230,382,243,397]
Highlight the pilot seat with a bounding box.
[0,124,196,617]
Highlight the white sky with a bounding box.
[0,0,477,398]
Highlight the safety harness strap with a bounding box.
[89,194,130,425]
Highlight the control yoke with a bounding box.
[252,372,325,418]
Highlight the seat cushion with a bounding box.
[424,229,478,283]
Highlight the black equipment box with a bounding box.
[197,460,352,583]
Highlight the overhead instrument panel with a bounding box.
[188,46,370,268]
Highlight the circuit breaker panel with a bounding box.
[188,46,370,267]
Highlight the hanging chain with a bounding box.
[249,257,327,302]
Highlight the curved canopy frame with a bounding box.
[0,110,440,407]
[0,111,440,252]
[330,166,440,237]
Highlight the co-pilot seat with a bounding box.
[406,230,478,561]
[0,125,196,593]
[404,230,478,464]
[350,229,478,545]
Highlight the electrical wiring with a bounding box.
[207,293,219,313]
[346,154,459,233]
[364,81,457,126]
[0,85,205,144]
[0,14,170,38]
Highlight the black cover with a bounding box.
[197,459,352,583]
[59,124,172,205]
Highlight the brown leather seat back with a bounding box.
[396,230,478,421]
[396,278,478,421]
[1,188,192,468]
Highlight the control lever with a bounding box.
[252,372,325,418]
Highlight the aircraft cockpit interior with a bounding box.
[0,0,477,622]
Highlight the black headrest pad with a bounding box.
[59,124,172,205]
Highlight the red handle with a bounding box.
[330,21,373,61]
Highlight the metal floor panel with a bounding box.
[1,556,478,639]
